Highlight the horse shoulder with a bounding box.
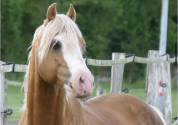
[83,94,164,125]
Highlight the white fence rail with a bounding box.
[0,50,177,125]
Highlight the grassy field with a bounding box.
[6,82,178,122]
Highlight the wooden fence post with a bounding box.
[146,50,172,125]
[0,72,5,125]
[110,53,125,93]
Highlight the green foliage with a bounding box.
[2,0,25,63]
[1,0,177,81]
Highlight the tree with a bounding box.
[1,0,176,81]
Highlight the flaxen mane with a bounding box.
[23,14,83,109]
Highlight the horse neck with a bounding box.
[26,47,66,125]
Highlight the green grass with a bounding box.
[6,84,24,121]
[6,82,178,122]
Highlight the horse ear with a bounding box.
[46,3,57,21]
[66,4,76,21]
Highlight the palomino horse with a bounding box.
[19,3,166,125]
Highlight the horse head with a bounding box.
[32,3,94,97]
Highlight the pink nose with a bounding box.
[71,70,94,97]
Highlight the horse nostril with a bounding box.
[83,90,86,94]
[69,82,73,88]
[70,84,73,89]
[79,77,84,84]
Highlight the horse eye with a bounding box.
[53,42,61,50]
[51,39,62,51]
